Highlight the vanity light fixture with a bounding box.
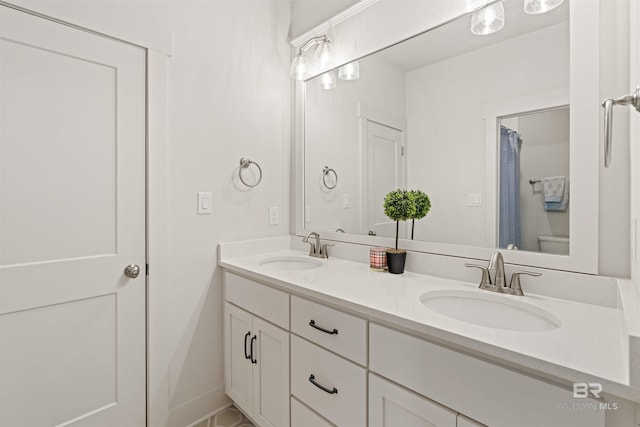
[523,0,564,15]
[320,70,337,90]
[290,35,332,81]
[338,61,360,80]
[471,1,505,35]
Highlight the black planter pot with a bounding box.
[386,250,407,274]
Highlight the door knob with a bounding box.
[124,264,141,279]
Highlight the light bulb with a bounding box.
[320,71,336,90]
[290,53,308,81]
[524,0,564,14]
[471,1,505,35]
[338,61,360,80]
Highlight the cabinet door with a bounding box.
[252,316,290,427]
[369,374,457,427]
[224,303,253,416]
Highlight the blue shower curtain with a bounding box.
[499,127,522,249]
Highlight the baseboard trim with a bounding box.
[168,385,230,427]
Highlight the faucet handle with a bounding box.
[464,263,492,288]
[506,271,542,296]
[320,243,335,258]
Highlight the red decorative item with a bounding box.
[370,247,388,271]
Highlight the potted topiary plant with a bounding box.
[409,190,431,240]
[383,189,416,274]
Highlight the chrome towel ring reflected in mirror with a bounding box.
[239,157,262,188]
[322,166,338,190]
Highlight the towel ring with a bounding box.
[322,166,338,190]
[239,157,262,188]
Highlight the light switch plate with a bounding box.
[343,193,351,209]
[467,193,482,207]
[269,206,279,226]
[197,192,213,214]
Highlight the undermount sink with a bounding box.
[259,256,323,271]
[420,290,560,332]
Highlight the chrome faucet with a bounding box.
[302,232,333,259]
[466,251,542,296]
[488,252,507,289]
[465,252,506,293]
[503,271,542,296]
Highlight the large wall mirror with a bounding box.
[296,0,599,273]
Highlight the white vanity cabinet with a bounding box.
[222,268,617,427]
[369,323,604,427]
[290,296,368,426]
[291,397,335,427]
[224,273,290,427]
[369,373,458,427]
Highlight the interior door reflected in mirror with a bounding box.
[498,107,569,255]
[303,0,570,255]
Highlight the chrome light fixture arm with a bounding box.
[298,35,330,55]
[291,35,332,80]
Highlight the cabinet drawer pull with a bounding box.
[250,335,257,364]
[309,319,338,335]
[309,374,338,395]
[244,331,251,359]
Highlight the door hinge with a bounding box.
[401,147,404,156]
[145,264,149,276]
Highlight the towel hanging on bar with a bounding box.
[542,176,569,211]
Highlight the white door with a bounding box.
[252,317,289,427]
[365,121,404,238]
[224,303,254,417]
[0,6,146,426]
[369,374,457,427]
[631,0,640,283]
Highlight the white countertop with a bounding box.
[219,242,640,403]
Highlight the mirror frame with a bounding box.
[293,0,599,274]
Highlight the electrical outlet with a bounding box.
[269,206,279,226]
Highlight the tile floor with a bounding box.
[193,406,254,427]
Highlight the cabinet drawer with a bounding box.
[457,414,486,427]
[369,323,604,427]
[291,397,334,427]
[291,296,367,365]
[291,335,366,426]
[224,272,289,329]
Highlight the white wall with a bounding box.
[5,1,292,426]
[405,23,569,247]
[304,53,406,235]
[517,108,570,251]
